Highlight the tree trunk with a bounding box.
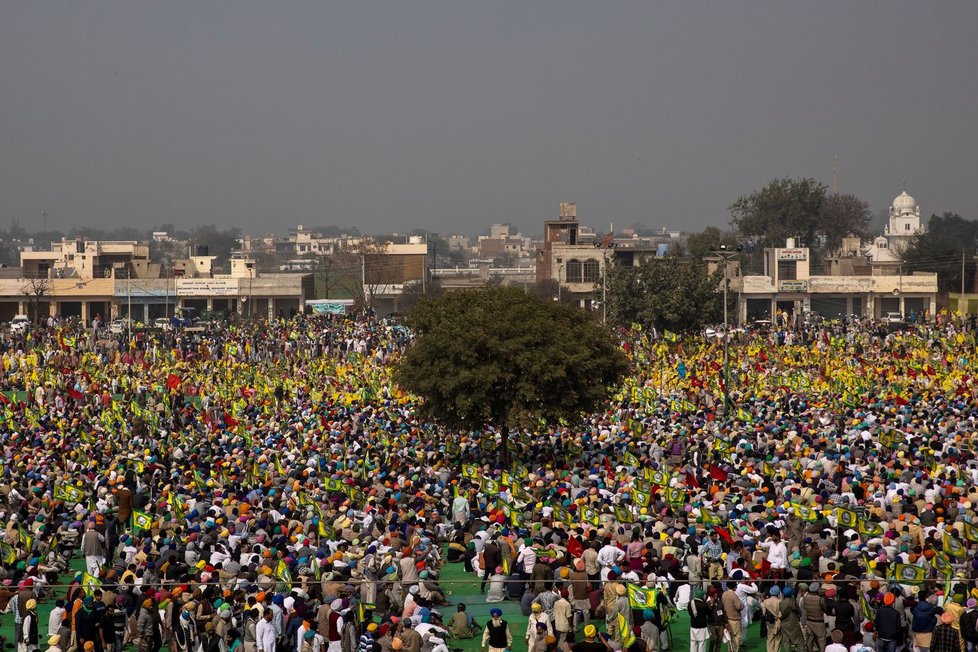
[499,424,510,468]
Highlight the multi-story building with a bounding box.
[535,203,672,304]
[0,238,311,323]
[733,239,937,322]
[861,188,926,273]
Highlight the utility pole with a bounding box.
[963,248,967,297]
[556,263,564,302]
[832,155,838,194]
[594,233,615,324]
[711,245,742,416]
[127,268,132,340]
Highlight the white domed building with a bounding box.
[735,186,937,323]
[866,188,925,267]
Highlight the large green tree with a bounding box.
[818,192,872,252]
[730,177,828,249]
[901,212,978,293]
[394,287,628,466]
[683,226,741,259]
[605,255,725,332]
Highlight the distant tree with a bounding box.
[190,225,243,270]
[316,247,362,300]
[355,239,394,308]
[818,193,872,252]
[21,277,52,322]
[683,227,740,259]
[309,225,361,238]
[395,287,628,466]
[729,177,827,249]
[867,207,889,235]
[605,255,724,332]
[398,278,440,312]
[901,212,978,293]
[529,278,560,301]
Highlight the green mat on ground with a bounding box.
[2,556,766,652]
[438,561,767,652]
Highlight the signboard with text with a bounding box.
[175,278,239,297]
[779,280,808,292]
[777,249,807,261]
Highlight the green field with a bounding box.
[1,554,767,652]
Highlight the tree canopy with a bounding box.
[729,177,870,254]
[818,193,872,252]
[394,287,628,465]
[901,212,978,293]
[683,226,741,259]
[604,255,725,332]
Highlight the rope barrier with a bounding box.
[8,576,958,589]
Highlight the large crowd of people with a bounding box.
[0,310,978,652]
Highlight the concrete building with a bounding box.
[733,239,937,322]
[21,239,155,280]
[1,238,314,323]
[535,203,670,304]
[862,188,926,272]
[475,224,533,264]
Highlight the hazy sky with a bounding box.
[2,2,976,237]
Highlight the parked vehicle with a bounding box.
[9,315,30,332]
[109,318,135,334]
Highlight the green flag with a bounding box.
[626,584,657,609]
[944,532,967,559]
[617,613,636,648]
[890,563,926,585]
[613,506,634,524]
[857,517,884,538]
[632,489,651,508]
[0,542,15,565]
[81,572,101,596]
[276,559,292,590]
[18,527,33,553]
[131,510,153,533]
[837,508,858,530]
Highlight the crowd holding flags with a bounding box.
[1,307,978,652]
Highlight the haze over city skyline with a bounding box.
[2,1,976,237]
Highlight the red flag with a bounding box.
[567,537,584,559]
[0,392,9,405]
[713,525,733,545]
[708,464,728,482]
[166,374,182,390]
[224,413,239,428]
[894,396,909,406]
[685,471,700,489]
[69,389,84,401]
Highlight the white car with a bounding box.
[153,317,173,331]
[9,315,30,332]
[883,312,904,324]
[109,319,134,335]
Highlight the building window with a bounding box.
[777,260,797,280]
[565,259,582,283]
[905,223,911,231]
[583,259,600,283]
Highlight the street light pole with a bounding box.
[711,245,742,415]
[594,234,615,324]
[557,263,564,302]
